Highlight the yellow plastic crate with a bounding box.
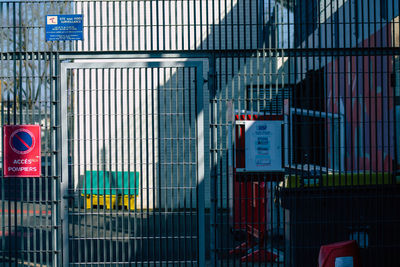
[83,194,136,210]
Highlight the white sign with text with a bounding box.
[244,120,283,172]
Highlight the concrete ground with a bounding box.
[0,200,285,266]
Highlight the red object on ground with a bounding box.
[240,247,281,263]
[318,240,361,267]
[229,239,255,256]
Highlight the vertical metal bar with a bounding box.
[349,0,354,183]
[145,67,150,266]
[47,51,54,267]
[182,67,188,266]
[105,1,109,51]
[95,68,101,265]
[101,67,107,264]
[155,0,160,51]
[217,53,223,267]
[211,0,215,49]
[373,3,379,263]
[19,5,26,265]
[177,68,181,264]
[344,0,349,185]
[196,63,205,267]
[169,0,173,50]
[160,1,165,51]
[119,0,122,51]
[6,7,12,267]
[93,0,97,51]
[143,0,147,50]
[151,67,157,265]
[133,67,138,267]
[199,0,203,50]
[86,0,91,51]
[205,0,209,50]
[53,53,59,267]
[27,18,35,265]
[112,1,116,51]
[157,67,162,265]
[361,0,366,185]
[114,67,119,264]
[13,5,19,266]
[121,67,126,264]
[87,67,94,264]
[366,0,373,187]
[223,55,229,267]
[60,63,69,267]
[126,67,132,264]
[106,67,113,264]
[162,67,168,267]
[183,0,186,49]
[193,0,197,50]
[82,68,88,264]
[106,67,111,262]
[138,67,144,266]
[232,53,238,267]
[71,68,76,266]
[188,0,191,50]
[189,66,194,267]
[321,2,329,263]
[22,3,28,260]
[385,1,391,186]
[99,1,103,51]
[75,67,81,265]
[170,67,175,264]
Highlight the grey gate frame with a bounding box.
[59,54,206,266]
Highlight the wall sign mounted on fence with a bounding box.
[244,120,284,172]
[3,125,41,177]
[45,14,83,41]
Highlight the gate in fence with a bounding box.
[1,0,399,266]
[60,58,206,266]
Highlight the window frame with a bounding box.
[285,107,345,172]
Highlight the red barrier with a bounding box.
[318,240,361,267]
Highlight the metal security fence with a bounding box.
[0,0,399,267]
[209,51,399,267]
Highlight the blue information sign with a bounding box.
[45,14,83,41]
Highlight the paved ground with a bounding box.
[0,200,284,266]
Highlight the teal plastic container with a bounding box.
[83,170,139,196]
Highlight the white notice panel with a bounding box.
[244,120,283,172]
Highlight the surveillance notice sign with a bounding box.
[45,14,83,41]
[3,125,41,177]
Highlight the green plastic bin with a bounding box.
[83,170,139,196]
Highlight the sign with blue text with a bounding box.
[45,14,83,41]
